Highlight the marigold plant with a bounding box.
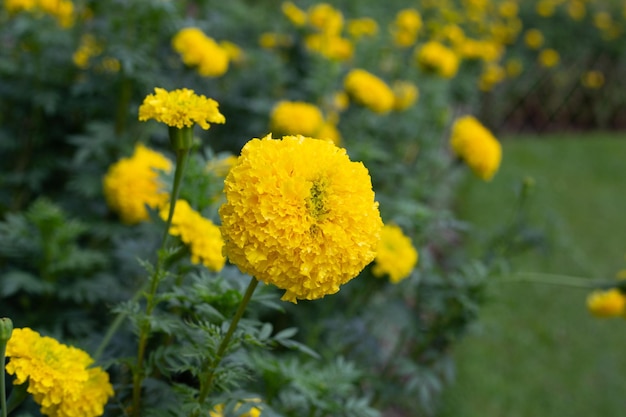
[269,101,325,137]
[172,27,230,78]
[372,224,419,284]
[219,134,382,302]
[587,288,626,318]
[415,41,460,79]
[449,115,502,181]
[343,69,395,114]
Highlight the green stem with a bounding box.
[502,272,600,289]
[1,318,13,417]
[197,277,259,405]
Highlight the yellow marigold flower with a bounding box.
[391,8,422,47]
[581,70,604,89]
[478,64,506,91]
[392,80,419,111]
[344,69,395,114]
[139,87,225,130]
[331,91,349,112]
[457,39,503,62]
[317,121,341,145]
[4,0,37,13]
[538,48,560,68]
[415,41,460,79]
[308,3,343,35]
[450,116,502,181]
[5,328,114,417]
[5,0,74,27]
[72,34,102,69]
[347,17,379,39]
[172,27,229,77]
[160,199,225,271]
[103,143,172,224]
[210,400,262,417]
[220,40,244,64]
[219,134,382,303]
[282,1,307,27]
[304,33,354,61]
[498,1,518,18]
[259,32,292,49]
[439,24,465,46]
[536,0,555,17]
[372,224,419,284]
[524,29,544,50]
[587,288,626,318]
[270,101,325,137]
[567,0,586,20]
[593,12,612,31]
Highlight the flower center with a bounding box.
[307,177,329,221]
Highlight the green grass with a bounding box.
[439,132,626,417]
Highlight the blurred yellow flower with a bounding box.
[498,1,518,18]
[206,155,238,178]
[505,58,523,78]
[372,224,419,284]
[344,69,395,114]
[160,200,225,271]
[450,115,501,181]
[593,11,612,30]
[392,80,419,111]
[270,101,325,137]
[5,328,114,417]
[391,8,422,47]
[457,38,503,62]
[415,41,459,78]
[220,40,244,64]
[587,288,626,318]
[219,134,382,303]
[478,64,506,91]
[72,34,102,69]
[317,121,342,145]
[304,33,354,61]
[347,17,379,39]
[567,0,586,21]
[139,87,225,130]
[5,0,74,27]
[172,27,229,77]
[439,24,465,47]
[210,400,262,417]
[524,28,544,49]
[259,32,292,49]
[538,48,560,68]
[103,143,172,225]
[308,3,343,35]
[536,0,555,17]
[581,70,604,89]
[282,1,307,27]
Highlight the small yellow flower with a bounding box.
[524,29,544,49]
[72,34,102,69]
[344,69,395,114]
[307,3,343,35]
[538,48,560,68]
[259,32,292,49]
[5,0,74,27]
[415,41,460,78]
[219,134,382,303]
[373,224,419,284]
[478,64,506,91]
[5,328,114,417]
[567,0,586,20]
[172,28,229,77]
[450,116,502,181]
[392,80,419,111]
[282,1,307,27]
[160,200,226,272]
[581,70,604,89]
[138,87,225,130]
[304,33,354,61]
[103,143,172,224]
[270,101,325,137]
[536,0,555,17]
[210,400,262,417]
[391,8,422,47]
[347,17,379,39]
[587,288,626,318]
[505,58,523,78]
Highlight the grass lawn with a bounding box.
[438,132,626,417]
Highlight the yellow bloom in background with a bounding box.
[456,38,503,62]
[219,134,382,303]
[567,0,586,20]
[372,224,419,284]
[415,41,460,79]
[210,400,262,417]
[304,33,354,61]
[103,143,172,225]
[450,115,502,181]
[593,11,612,31]
[347,17,379,39]
[587,288,626,318]
[270,101,325,137]
[259,32,292,49]
[524,28,544,49]
[392,80,419,111]
[139,87,225,130]
[581,70,605,89]
[538,48,560,68]
[206,155,238,178]
[5,0,74,27]
[308,3,343,35]
[498,1,518,18]
[439,24,465,47]
[331,91,350,113]
[5,328,114,417]
[219,40,244,64]
[282,1,307,27]
[72,34,102,69]
[317,121,342,145]
[505,58,523,78]
[391,8,423,47]
[343,69,395,114]
[536,0,556,17]
[172,27,229,77]
[160,200,225,272]
[478,64,506,91]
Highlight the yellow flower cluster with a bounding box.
[304,33,354,61]
[269,101,325,137]
[172,27,230,77]
[72,34,101,69]
[347,17,379,39]
[307,3,344,35]
[456,38,502,62]
[416,41,460,79]
[210,400,262,417]
[372,224,419,284]
[282,1,307,27]
[392,80,419,111]
[524,28,544,50]
[449,115,502,181]
[538,48,560,68]
[160,200,225,272]
[5,328,114,417]
[391,8,423,47]
[587,288,626,318]
[219,134,382,303]
[103,143,172,224]
[138,87,225,130]
[4,0,74,27]
[344,69,395,114]
[478,64,506,91]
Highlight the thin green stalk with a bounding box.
[1,318,13,417]
[502,272,600,289]
[197,277,259,405]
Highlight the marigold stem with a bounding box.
[0,318,13,417]
[197,277,259,405]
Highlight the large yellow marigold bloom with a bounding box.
[172,27,229,77]
[219,134,382,303]
[372,224,419,284]
[160,199,226,271]
[269,101,325,137]
[450,116,502,181]
[103,143,172,224]
[139,87,225,130]
[416,41,460,79]
[5,328,114,417]
[344,69,395,114]
[587,289,626,318]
